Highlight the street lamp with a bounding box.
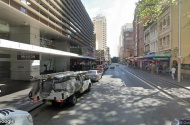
[145,0,182,82]
[178,0,182,83]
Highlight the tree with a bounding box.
[135,0,177,25]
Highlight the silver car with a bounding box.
[85,70,102,82]
[0,109,33,125]
[110,65,115,69]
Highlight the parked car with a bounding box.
[0,109,33,125]
[171,118,190,125]
[93,65,104,74]
[110,65,115,69]
[85,70,102,82]
[29,71,92,106]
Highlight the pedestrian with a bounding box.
[171,66,176,79]
[151,63,156,74]
[158,65,163,74]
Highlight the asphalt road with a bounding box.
[31,65,190,125]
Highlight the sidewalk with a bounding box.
[0,88,43,111]
[0,80,38,97]
[0,80,42,111]
[127,67,190,88]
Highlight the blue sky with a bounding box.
[81,0,138,57]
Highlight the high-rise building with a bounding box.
[119,23,133,63]
[93,14,107,50]
[0,0,94,81]
[123,28,133,63]
[105,46,110,61]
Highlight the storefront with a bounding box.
[70,58,96,71]
[0,39,96,81]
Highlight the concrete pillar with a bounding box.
[10,26,40,46]
[10,26,40,81]
[54,41,70,72]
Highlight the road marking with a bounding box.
[0,84,5,86]
[123,69,173,99]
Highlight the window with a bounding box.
[163,19,166,29]
[160,22,162,31]
[167,16,170,26]
[167,35,170,45]
[163,37,166,46]
[88,71,97,74]
[160,39,162,47]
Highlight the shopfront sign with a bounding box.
[146,54,155,58]
[153,58,170,60]
[17,54,39,60]
[155,53,171,57]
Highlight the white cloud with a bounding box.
[103,0,138,57]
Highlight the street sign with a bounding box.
[178,58,181,62]
[178,56,184,58]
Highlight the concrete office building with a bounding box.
[105,46,110,61]
[0,0,94,81]
[93,14,107,50]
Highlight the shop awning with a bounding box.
[145,53,171,58]
[0,39,96,60]
[153,58,170,60]
[146,54,155,58]
[96,60,104,62]
[155,53,171,57]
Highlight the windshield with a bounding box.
[0,0,189,125]
[87,71,97,74]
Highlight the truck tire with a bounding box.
[69,94,77,106]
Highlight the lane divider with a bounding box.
[124,66,190,92]
[119,66,190,108]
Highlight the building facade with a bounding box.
[93,15,107,50]
[133,0,190,78]
[0,0,94,81]
[119,23,133,63]
[150,22,158,54]
[105,46,110,62]
[123,28,133,63]
[170,0,190,77]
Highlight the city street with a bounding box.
[31,65,190,125]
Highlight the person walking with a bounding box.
[171,66,176,79]
[158,65,163,74]
[151,63,156,74]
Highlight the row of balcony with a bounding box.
[1,0,94,49]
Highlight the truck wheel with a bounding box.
[86,83,91,92]
[69,94,77,106]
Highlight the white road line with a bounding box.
[124,69,173,99]
[0,84,5,86]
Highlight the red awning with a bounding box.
[96,60,104,62]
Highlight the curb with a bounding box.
[126,67,190,91]
[26,101,44,112]
[124,68,190,107]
